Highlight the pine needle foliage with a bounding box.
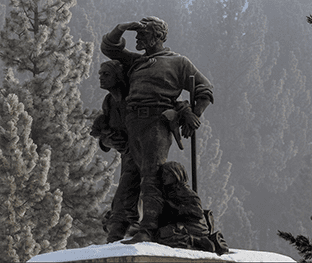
[0,0,117,258]
[278,229,312,263]
[307,14,312,25]
[0,92,70,262]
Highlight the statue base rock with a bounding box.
[27,239,295,263]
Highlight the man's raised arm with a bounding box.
[101,22,144,65]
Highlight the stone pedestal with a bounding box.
[27,240,295,263]
[54,256,233,263]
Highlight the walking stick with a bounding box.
[189,75,197,192]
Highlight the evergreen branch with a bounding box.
[277,230,296,244]
[12,59,21,65]
[46,1,64,11]
[17,29,26,38]
[0,88,6,98]
[18,64,34,74]
[40,18,49,26]
[17,198,30,210]
[38,51,57,64]
[296,235,311,249]
[0,51,22,65]
[21,1,35,30]
[63,199,74,210]
[303,251,312,261]
[56,3,66,13]
[296,235,312,258]
[278,230,312,261]
[27,54,44,76]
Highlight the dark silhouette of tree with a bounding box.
[278,228,312,263]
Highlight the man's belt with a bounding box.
[127,106,171,118]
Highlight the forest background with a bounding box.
[0,0,312,262]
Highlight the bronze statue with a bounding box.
[91,60,141,243]
[101,16,214,244]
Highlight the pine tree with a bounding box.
[0,91,71,262]
[0,0,117,251]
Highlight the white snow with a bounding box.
[27,239,296,262]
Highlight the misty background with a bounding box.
[1,0,312,261]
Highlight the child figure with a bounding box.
[157,161,229,256]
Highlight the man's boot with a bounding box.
[209,231,229,256]
[192,236,215,252]
[122,196,162,244]
[121,229,154,244]
[106,221,129,244]
[127,221,140,237]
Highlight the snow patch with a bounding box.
[27,239,296,263]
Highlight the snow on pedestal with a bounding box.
[27,239,296,263]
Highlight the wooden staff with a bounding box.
[189,75,197,192]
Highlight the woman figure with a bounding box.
[90,60,141,243]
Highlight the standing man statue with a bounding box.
[101,16,214,244]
